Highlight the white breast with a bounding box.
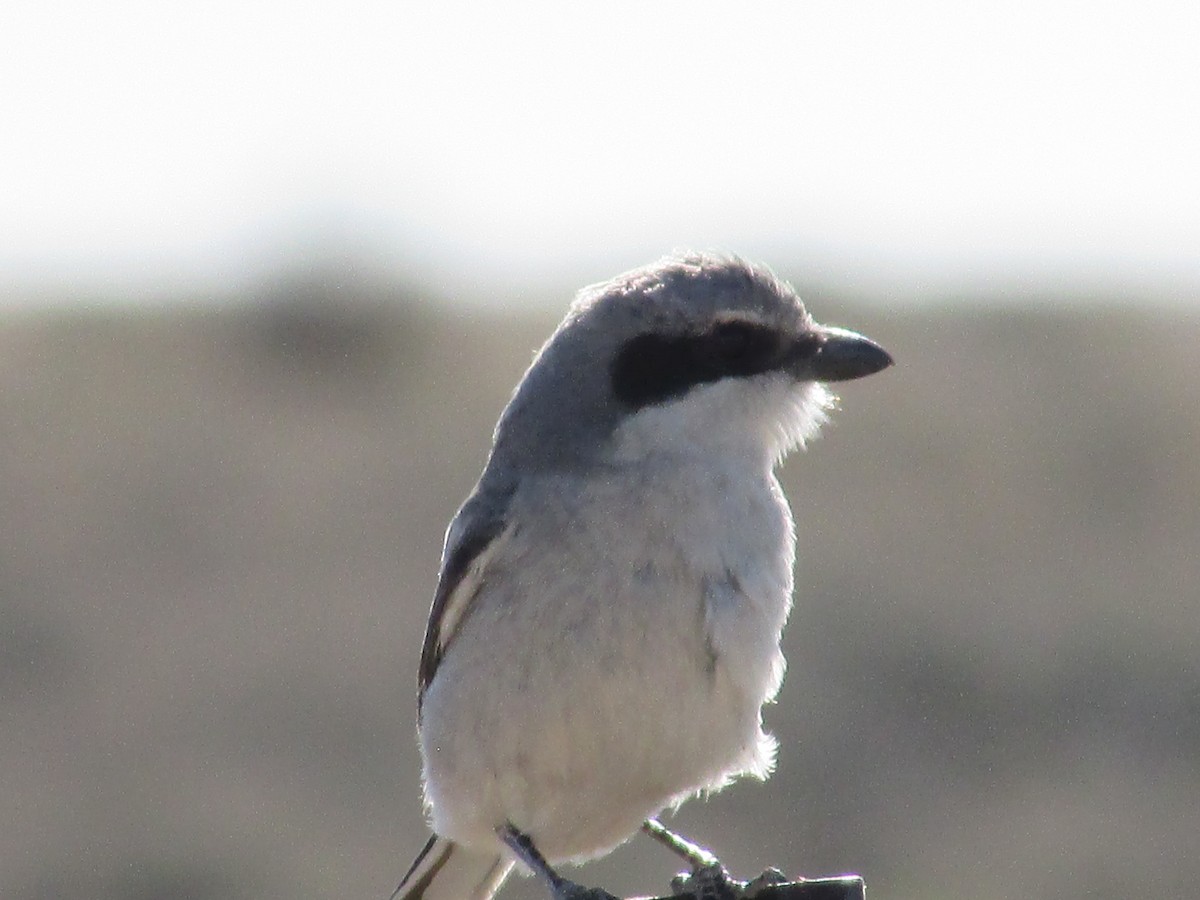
[419,452,797,864]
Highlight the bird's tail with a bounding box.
[391,834,513,900]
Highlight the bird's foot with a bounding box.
[669,863,743,900]
[741,869,788,898]
[670,864,791,900]
[498,822,621,900]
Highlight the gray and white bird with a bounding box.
[392,253,892,900]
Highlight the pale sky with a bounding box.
[2,0,1198,305]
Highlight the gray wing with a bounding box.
[417,483,514,712]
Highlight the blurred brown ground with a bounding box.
[1,276,1198,900]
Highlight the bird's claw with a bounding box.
[670,864,793,900]
[742,869,788,897]
[669,863,743,900]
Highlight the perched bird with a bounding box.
[392,253,892,900]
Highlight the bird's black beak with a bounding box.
[791,325,893,382]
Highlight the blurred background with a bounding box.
[2,2,1198,899]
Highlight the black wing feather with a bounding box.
[417,485,513,712]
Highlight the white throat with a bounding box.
[609,376,833,470]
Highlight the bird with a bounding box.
[391,252,893,900]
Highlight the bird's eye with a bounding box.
[709,321,759,360]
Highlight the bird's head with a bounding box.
[490,252,893,471]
